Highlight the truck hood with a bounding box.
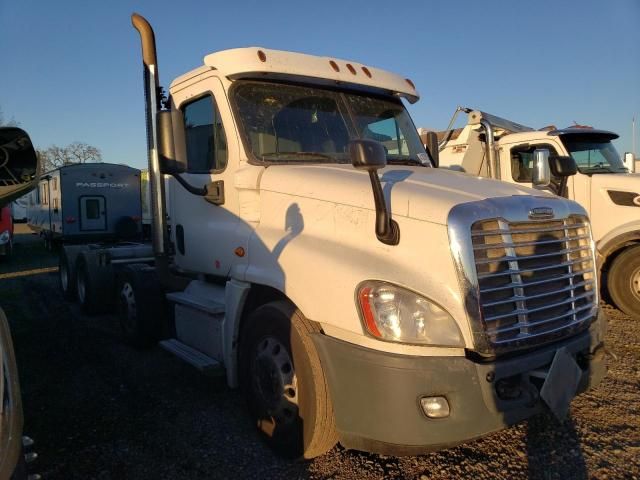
[589,171,640,193]
[259,164,548,225]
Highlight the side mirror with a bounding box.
[623,152,636,173]
[549,155,577,177]
[157,110,185,174]
[425,131,439,167]
[0,127,39,207]
[532,149,551,187]
[349,139,399,245]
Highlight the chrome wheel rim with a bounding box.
[77,269,86,304]
[119,282,137,333]
[60,261,69,292]
[252,336,298,425]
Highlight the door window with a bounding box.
[182,94,228,173]
[510,144,560,183]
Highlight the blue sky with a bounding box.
[1,0,638,169]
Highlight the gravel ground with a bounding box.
[1,228,639,479]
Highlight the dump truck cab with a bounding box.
[434,109,640,318]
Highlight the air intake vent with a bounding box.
[471,215,596,350]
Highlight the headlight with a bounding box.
[0,230,10,244]
[356,281,463,346]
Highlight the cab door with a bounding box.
[168,74,242,276]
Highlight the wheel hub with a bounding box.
[252,336,298,424]
[119,282,137,333]
[631,266,640,301]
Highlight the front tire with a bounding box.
[608,245,640,318]
[239,301,337,459]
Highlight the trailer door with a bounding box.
[79,196,106,231]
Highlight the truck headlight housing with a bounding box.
[0,230,10,244]
[356,281,463,346]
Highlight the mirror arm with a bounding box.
[368,171,400,245]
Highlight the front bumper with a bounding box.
[313,310,607,456]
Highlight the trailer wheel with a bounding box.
[116,263,164,348]
[76,252,114,314]
[239,301,337,459]
[608,245,640,318]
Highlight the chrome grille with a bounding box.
[471,215,596,348]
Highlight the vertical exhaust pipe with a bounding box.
[131,13,167,258]
[480,118,499,180]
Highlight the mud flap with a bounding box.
[539,347,582,421]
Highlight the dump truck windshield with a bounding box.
[232,81,428,165]
[561,134,627,174]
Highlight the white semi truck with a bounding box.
[424,107,640,319]
[60,14,607,458]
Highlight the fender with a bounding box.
[596,220,640,261]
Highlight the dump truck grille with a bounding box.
[471,215,596,349]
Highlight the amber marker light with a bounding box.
[257,50,266,62]
[361,66,372,78]
[329,60,340,72]
[234,247,246,257]
[346,63,357,75]
[405,78,415,89]
[358,287,382,338]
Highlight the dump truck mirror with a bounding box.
[349,139,399,245]
[623,152,636,173]
[548,155,577,178]
[532,149,551,187]
[0,127,39,207]
[425,131,439,167]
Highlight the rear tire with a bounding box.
[239,300,338,459]
[116,263,165,348]
[59,248,76,300]
[608,245,640,318]
[76,251,115,314]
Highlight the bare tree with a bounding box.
[37,142,103,172]
[0,106,19,127]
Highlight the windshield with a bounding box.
[232,81,429,165]
[561,134,627,174]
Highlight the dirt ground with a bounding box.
[1,225,639,479]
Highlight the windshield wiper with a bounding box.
[261,151,336,161]
[387,158,427,166]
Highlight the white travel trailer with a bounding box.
[27,163,143,247]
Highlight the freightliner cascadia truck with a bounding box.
[425,107,640,319]
[59,14,607,458]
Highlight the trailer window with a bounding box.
[182,94,228,173]
[85,199,100,219]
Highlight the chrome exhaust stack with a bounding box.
[131,13,168,258]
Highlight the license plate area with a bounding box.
[532,347,582,420]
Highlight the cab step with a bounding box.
[159,338,223,374]
[166,282,225,315]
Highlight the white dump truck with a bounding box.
[424,107,640,319]
[59,14,607,458]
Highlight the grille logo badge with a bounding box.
[528,207,554,219]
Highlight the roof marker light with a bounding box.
[329,60,340,72]
[257,50,266,62]
[405,78,415,89]
[361,66,372,78]
[346,63,357,75]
